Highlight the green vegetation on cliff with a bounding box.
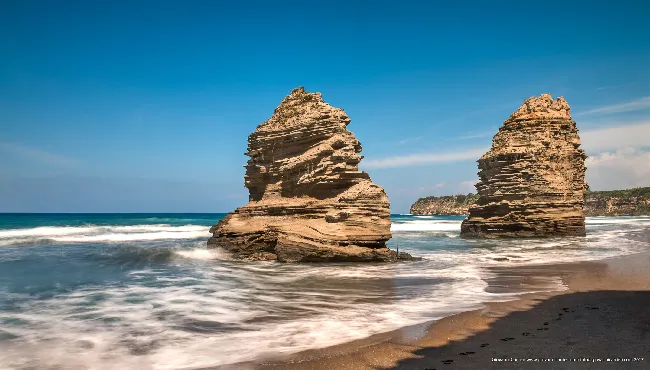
[410,187,650,216]
[588,187,650,198]
[584,187,650,216]
[409,193,480,215]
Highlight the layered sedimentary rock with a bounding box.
[208,87,397,262]
[460,94,588,237]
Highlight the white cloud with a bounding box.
[397,136,423,145]
[580,122,650,153]
[457,179,479,194]
[414,183,445,193]
[586,148,650,190]
[0,142,81,168]
[363,147,487,169]
[577,96,650,116]
[457,132,493,140]
[367,122,650,169]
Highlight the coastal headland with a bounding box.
[410,187,650,217]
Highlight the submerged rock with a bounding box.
[460,94,588,238]
[208,87,395,262]
[397,252,422,261]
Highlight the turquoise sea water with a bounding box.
[0,213,649,369]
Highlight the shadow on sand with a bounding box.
[389,290,650,369]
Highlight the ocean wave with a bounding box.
[174,248,230,260]
[391,220,462,232]
[1,215,648,369]
[0,262,515,369]
[0,224,210,246]
[585,217,650,225]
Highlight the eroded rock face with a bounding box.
[208,87,394,262]
[460,94,588,238]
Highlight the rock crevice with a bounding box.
[208,87,395,261]
[460,94,588,237]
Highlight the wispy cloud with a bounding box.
[397,136,423,145]
[577,96,650,116]
[0,142,81,168]
[457,132,493,140]
[457,179,479,194]
[581,121,650,153]
[364,120,650,170]
[363,147,487,169]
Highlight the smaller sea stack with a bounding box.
[460,94,588,238]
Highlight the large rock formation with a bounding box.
[460,94,588,237]
[208,87,396,262]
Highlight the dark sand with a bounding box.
[216,252,650,369]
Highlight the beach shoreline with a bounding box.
[217,251,650,369]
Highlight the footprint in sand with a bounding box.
[543,322,549,325]
[442,359,454,364]
[500,337,515,341]
[522,332,531,336]
[459,351,476,356]
[480,343,489,347]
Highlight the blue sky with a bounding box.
[1,0,649,213]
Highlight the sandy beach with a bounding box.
[221,251,650,370]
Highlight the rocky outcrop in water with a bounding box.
[409,194,479,215]
[208,87,397,262]
[460,94,588,237]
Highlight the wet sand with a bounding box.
[220,251,650,369]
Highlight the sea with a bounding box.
[0,213,649,369]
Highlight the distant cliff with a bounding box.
[584,187,650,216]
[409,193,479,215]
[410,187,650,217]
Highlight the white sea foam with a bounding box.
[585,217,650,225]
[0,224,210,245]
[0,215,648,369]
[391,219,462,232]
[174,248,229,260]
[0,262,517,370]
